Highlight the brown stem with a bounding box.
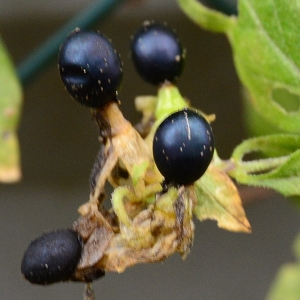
[83,283,95,300]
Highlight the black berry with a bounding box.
[58,29,123,108]
[21,229,82,285]
[131,21,185,85]
[153,109,214,185]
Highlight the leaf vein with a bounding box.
[245,0,300,79]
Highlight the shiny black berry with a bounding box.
[58,29,123,108]
[21,229,82,285]
[153,109,214,185]
[131,21,184,85]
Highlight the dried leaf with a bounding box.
[90,103,162,202]
[194,163,251,233]
[74,186,195,275]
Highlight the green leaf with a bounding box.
[0,37,22,182]
[267,264,300,300]
[177,0,236,33]
[242,88,286,136]
[226,135,300,196]
[267,233,300,300]
[194,163,251,233]
[229,0,300,133]
[179,0,300,133]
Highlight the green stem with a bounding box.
[83,283,95,300]
[235,156,289,174]
[216,155,290,176]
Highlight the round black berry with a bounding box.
[58,29,123,107]
[21,229,82,285]
[153,109,214,185]
[131,21,185,85]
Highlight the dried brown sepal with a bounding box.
[71,200,115,282]
[72,186,195,277]
[89,102,162,203]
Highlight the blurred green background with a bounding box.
[0,0,299,299]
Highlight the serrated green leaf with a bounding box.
[229,0,300,133]
[227,135,300,196]
[194,163,251,233]
[179,0,300,133]
[0,37,22,182]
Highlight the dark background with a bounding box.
[0,1,299,299]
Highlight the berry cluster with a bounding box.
[21,22,215,288]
